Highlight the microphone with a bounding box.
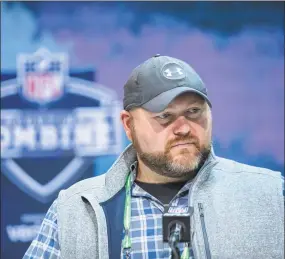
[162,206,194,259]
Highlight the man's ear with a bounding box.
[120,110,133,142]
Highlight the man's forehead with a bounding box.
[131,92,206,116]
[166,92,205,109]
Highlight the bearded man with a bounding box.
[24,55,284,259]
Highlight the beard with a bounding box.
[130,123,212,180]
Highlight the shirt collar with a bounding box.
[128,161,191,200]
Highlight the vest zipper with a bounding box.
[198,203,211,259]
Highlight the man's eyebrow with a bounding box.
[151,104,204,116]
[166,102,204,111]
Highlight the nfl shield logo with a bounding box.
[17,48,68,105]
[1,47,122,203]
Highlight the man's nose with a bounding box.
[172,116,191,136]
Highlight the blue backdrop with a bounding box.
[1,2,284,258]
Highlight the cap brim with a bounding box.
[142,87,212,113]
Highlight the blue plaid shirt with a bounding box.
[24,178,192,259]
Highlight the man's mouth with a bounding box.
[171,142,195,148]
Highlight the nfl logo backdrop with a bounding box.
[17,48,67,105]
[1,48,122,258]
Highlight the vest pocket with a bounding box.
[198,203,212,259]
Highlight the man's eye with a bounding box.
[157,113,171,119]
[185,108,202,118]
[187,108,200,114]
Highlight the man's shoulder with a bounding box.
[215,156,282,180]
[57,174,107,205]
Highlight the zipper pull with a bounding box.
[198,203,204,216]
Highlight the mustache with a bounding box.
[166,136,199,150]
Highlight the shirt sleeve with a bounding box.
[23,199,61,259]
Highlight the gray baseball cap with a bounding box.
[123,54,211,113]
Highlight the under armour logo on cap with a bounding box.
[161,63,185,80]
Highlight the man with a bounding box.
[24,55,284,259]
